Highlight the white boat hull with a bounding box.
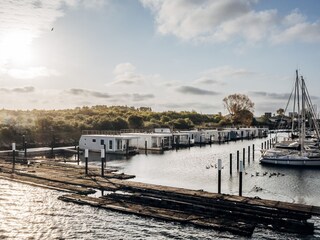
[260,156,320,166]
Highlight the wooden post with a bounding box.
[24,141,27,158]
[161,139,164,150]
[218,159,222,194]
[264,141,266,149]
[188,137,191,148]
[237,150,239,171]
[200,136,202,147]
[252,144,255,161]
[243,148,245,168]
[145,140,147,155]
[126,139,129,156]
[12,143,16,173]
[77,146,80,164]
[101,149,105,177]
[85,149,88,175]
[261,142,263,150]
[104,144,107,167]
[229,153,232,175]
[239,160,243,196]
[248,146,250,163]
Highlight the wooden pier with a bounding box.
[0,158,319,237]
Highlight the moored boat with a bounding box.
[260,70,320,166]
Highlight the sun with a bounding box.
[0,30,34,65]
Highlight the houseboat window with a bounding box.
[92,139,96,143]
[100,139,104,145]
[117,140,121,150]
[191,134,194,139]
[109,140,113,150]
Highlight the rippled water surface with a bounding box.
[1,134,320,239]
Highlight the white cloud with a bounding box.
[141,0,320,44]
[195,66,254,84]
[111,62,160,85]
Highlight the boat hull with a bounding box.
[260,157,320,166]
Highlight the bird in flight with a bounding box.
[51,27,54,31]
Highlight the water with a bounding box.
[1,135,320,239]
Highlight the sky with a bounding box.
[0,0,320,116]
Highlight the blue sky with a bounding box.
[0,0,320,116]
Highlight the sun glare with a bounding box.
[0,31,34,65]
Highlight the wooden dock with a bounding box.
[0,158,319,237]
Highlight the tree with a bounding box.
[127,115,144,129]
[276,108,285,116]
[223,94,254,126]
[234,109,254,126]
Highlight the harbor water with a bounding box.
[1,134,320,239]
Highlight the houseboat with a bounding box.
[79,134,139,155]
[172,132,194,147]
[125,132,173,151]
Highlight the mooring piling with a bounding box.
[252,144,255,161]
[229,153,232,175]
[218,159,222,194]
[239,160,243,196]
[101,149,105,177]
[85,149,88,175]
[145,140,147,155]
[12,143,16,173]
[248,145,250,163]
[77,146,80,165]
[237,150,239,171]
[243,148,245,168]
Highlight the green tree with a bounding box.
[127,115,144,129]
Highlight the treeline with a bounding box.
[0,105,228,149]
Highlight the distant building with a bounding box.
[264,112,272,118]
[288,112,298,118]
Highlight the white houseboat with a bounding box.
[125,132,173,150]
[79,134,139,154]
[172,132,194,147]
[180,130,205,144]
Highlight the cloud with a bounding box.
[68,88,110,98]
[250,91,291,100]
[140,0,320,44]
[176,86,219,95]
[0,86,35,93]
[194,65,253,85]
[132,93,154,101]
[194,78,219,85]
[0,0,108,38]
[110,62,161,86]
[112,63,144,84]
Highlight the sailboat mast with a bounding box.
[300,75,306,155]
[296,70,301,138]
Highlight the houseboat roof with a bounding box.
[81,134,139,140]
[125,132,173,137]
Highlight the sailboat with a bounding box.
[260,70,320,166]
